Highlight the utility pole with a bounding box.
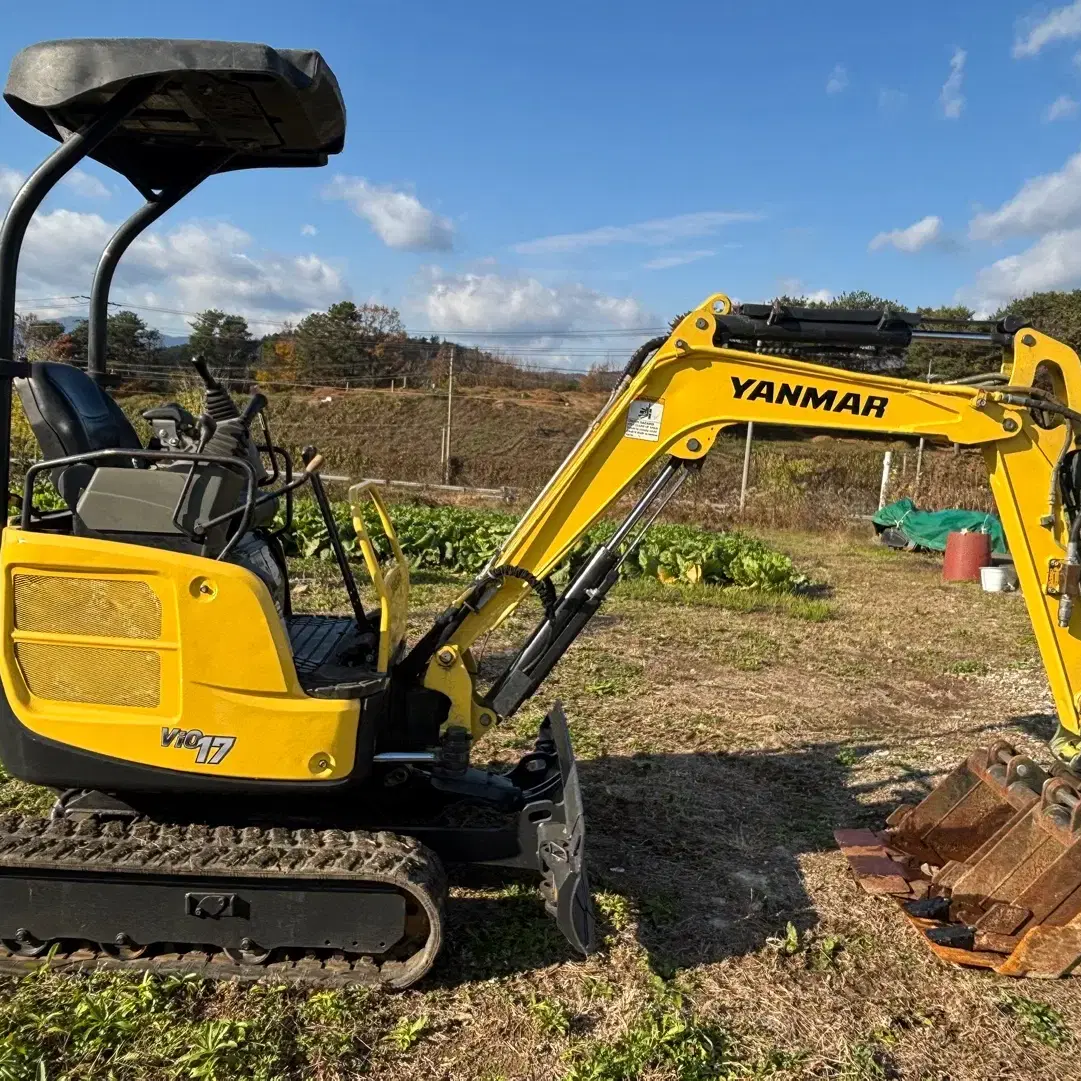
[914,353,933,499]
[443,345,455,483]
[739,421,754,512]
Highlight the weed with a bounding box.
[640,891,681,927]
[172,1020,250,1080]
[771,922,802,957]
[947,658,990,676]
[729,629,777,672]
[809,934,845,971]
[835,746,861,766]
[563,985,733,1081]
[581,976,616,1002]
[839,1041,889,1080]
[586,676,624,697]
[527,995,572,1037]
[999,993,1072,1048]
[593,891,633,935]
[766,923,845,971]
[386,1013,430,1052]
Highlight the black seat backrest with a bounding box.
[16,362,141,460]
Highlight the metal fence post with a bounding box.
[879,450,893,510]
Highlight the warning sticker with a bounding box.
[625,399,663,441]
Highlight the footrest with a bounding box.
[287,615,355,676]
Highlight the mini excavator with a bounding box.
[3,38,1081,988]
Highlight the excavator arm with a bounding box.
[421,292,1081,746]
[412,292,1081,978]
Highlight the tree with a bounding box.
[993,291,1081,355]
[14,313,69,361]
[188,309,254,378]
[253,330,300,386]
[294,301,406,384]
[65,310,162,373]
[901,304,998,382]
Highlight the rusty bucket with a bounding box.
[837,742,1081,978]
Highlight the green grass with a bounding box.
[611,576,834,621]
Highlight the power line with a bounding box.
[16,294,668,340]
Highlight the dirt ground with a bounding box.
[1,528,1077,1080]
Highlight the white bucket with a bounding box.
[980,565,1007,593]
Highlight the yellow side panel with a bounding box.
[0,529,359,781]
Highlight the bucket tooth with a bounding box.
[837,743,1081,978]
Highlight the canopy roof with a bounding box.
[4,38,345,192]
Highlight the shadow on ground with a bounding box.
[435,740,925,984]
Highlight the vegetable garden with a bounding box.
[283,499,804,592]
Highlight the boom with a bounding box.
[419,293,1081,754]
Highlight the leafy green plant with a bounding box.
[279,499,805,592]
[386,1013,430,1052]
[998,993,1072,1048]
[527,995,572,1037]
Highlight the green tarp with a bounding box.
[872,497,1007,556]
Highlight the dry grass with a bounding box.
[1,528,1075,1079]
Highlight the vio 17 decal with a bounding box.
[730,375,888,418]
[161,727,236,766]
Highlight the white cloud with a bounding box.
[0,166,23,202]
[642,249,715,270]
[324,175,453,251]
[1046,94,1080,121]
[513,210,761,255]
[301,224,318,236]
[1014,1,1081,58]
[62,169,110,199]
[940,48,966,119]
[869,215,943,252]
[15,206,345,333]
[826,64,848,95]
[969,149,1081,240]
[878,88,907,114]
[776,278,832,302]
[421,269,650,335]
[966,228,1081,309]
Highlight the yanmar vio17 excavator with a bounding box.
[2,38,1081,988]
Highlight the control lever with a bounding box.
[142,403,198,451]
[240,392,268,429]
[195,414,217,453]
[302,445,376,636]
[190,354,240,422]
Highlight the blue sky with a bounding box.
[3,1,1081,366]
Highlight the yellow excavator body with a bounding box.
[2,33,1081,987]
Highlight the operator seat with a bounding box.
[15,362,142,506]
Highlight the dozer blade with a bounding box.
[838,741,1081,978]
[535,703,596,955]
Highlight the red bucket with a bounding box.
[943,531,992,582]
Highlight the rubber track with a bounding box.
[0,812,447,989]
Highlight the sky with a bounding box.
[4,1,1081,368]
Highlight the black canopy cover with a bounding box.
[3,38,345,192]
